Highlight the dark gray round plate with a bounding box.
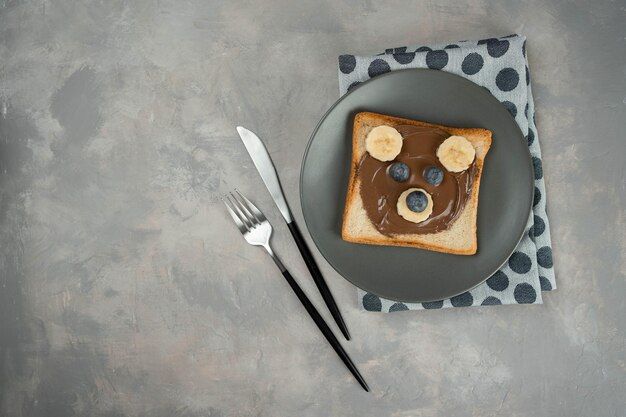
[300,69,533,303]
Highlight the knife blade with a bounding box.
[236,126,351,341]
[236,126,293,223]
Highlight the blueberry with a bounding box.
[424,166,443,186]
[406,191,428,212]
[388,162,410,182]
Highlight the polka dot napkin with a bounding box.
[337,35,556,312]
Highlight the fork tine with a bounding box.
[223,197,249,234]
[228,194,254,228]
[230,192,258,227]
[235,190,267,222]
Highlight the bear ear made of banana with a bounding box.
[365,125,475,172]
[365,125,404,161]
[436,135,475,172]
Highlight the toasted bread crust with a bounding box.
[341,112,492,255]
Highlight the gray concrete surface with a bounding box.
[1,0,625,416]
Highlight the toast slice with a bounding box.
[342,112,492,255]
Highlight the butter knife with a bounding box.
[236,126,350,341]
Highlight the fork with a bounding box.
[223,190,369,392]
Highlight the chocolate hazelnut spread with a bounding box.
[358,125,476,235]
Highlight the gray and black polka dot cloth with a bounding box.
[337,34,556,312]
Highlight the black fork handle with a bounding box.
[281,269,369,392]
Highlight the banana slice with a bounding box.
[436,135,476,172]
[365,125,403,161]
[397,188,433,223]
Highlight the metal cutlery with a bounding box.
[236,126,351,341]
[223,190,369,392]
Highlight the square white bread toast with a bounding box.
[342,112,492,255]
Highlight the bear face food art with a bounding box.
[358,124,477,236]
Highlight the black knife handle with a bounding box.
[287,221,350,340]
[281,269,368,392]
